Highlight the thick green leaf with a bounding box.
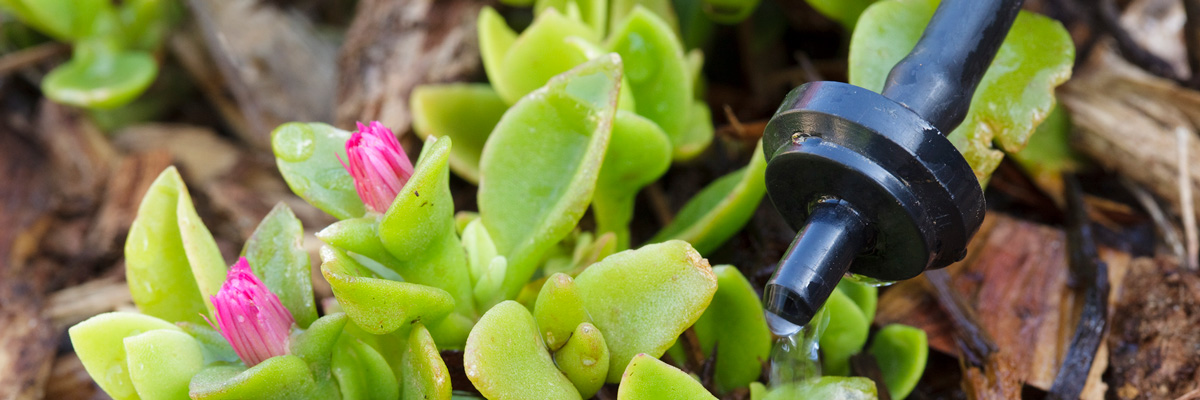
[763,376,878,400]
[702,0,761,24]
[332,335,400,400]
[805,0,876,29]
[125,167,225,324]
[868,324,928,400]
[849,0,1074,181]
[1009,105,1085,196]
[117,0,175,51]
[693,265,771,393]
[42,45,157,109]
[189,355,318,400]
[554,323,610,398]
[609,0,680,36]
[271,122,366,220]
[377,136,475,317]
[675,100,714,161]
[411,84,509,184]
[836,278,878,322]
[464,301,581,399]
[320,246,455,335]
[317,217,405,274]
[290,313,349,382]
[243,202,318,327]
[401,323,453,400]
[534,273,592,351]
[607,7,694,158]
[68,312,181,400]
[615,354,716,400]
[124,329,205,400]
[536,0,608,35]
[478,7,519,101]
[479,55,620,299]
[593,110,672,250]
[496,8,598,104]
[650,140,767,254]
[177,322,240,365]
[818,288,869,376]
[574,240,717,382]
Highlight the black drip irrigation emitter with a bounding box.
[761,0,1023,333]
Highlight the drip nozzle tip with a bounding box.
[763,200,869,332]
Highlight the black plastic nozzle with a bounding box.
[761,0,1023,329]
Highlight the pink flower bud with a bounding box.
[209,257,295,367]
[342,121,415,213]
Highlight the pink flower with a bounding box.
[208,257,295,367]
[341,121,415,213]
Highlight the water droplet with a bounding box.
[767,312,822,389]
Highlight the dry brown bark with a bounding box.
[1107,256,1200,400]
[335,0,488,132]
[876,214,1132,399]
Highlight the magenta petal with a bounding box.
[210,257,295,367]
[341,121,415,213]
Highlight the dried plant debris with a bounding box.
[1108,256,1200,400]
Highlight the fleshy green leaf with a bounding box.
[536,0,608,35]
[478,7,519,101]
[320,246,455,335]
[849,0,1074,182]
[651,140,767,254]
[615,354,716,400]
[411,84,509,184]
[177,322,240,365]
[125,166,225,324]
[377,136,475,317]
[836,278,878,323]
[317,217,405,275]
[675,100,714,161]
[534,273,592,351]
[609,0,680,36]
[124,329,205,400]
[189,355,318,400]
[271,122,366,220]
[479,55,621,299]
[464,301,582,399]
[42,45,157,109]
[607,7,695,158]
[290,313,349,382]
[574,240,717,382]
[68,312,181,400]
[693,265,771,393]
[817,288,869,376]
[333,335,400,400]
[1009,105,1084,197]
[701,0,762,24]
[554,323,610,398]
[804,0,876,29]
[401,323,453,400]
[243,203,318,327]
[868,324,928,400]
[496,8,598,104]
[763,376,878,400]
[593,110,672,250]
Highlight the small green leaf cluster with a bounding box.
[70,168,402,400]
[0,0,176,109]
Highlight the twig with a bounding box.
[924,269,997,368]
[1178,127,1198,269]
[1122,177,1186,260]
[722,105,746,138]
[1092,0,1186,82]
[0,42,68,77]
[644,183,675,226]
[793,51,824,82]
[1047,174,1110,400]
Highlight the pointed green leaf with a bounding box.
[189,355,317,400]
[378,136,475,317]
[535,0,608,35]
[868,324,928,400]
[607,7,693,158]
[836,278,878,322]
[849,0,1074,181]
[320,246,455,335]
[478,7,519,102]
[243,202,318,327]
[401,323,453,400]
[615,354,716,400]
[534,273,592,351]
[124,329,205,400]
[317,217,405,273]
[593,110,672,250]
[411,84,509,184]
[271,122,366,219]
[651,140,767,254]
[763,376,878,400]
[68,312,181,400]
[125,167,223,324]
[609,0,680,36]
[818,288,869,376]
[333,336,400,400]
[464,301,582,399]
[177,322,240,365]
[290,313,349,381]
[574,240,717,382]
[479,55,621,299]
[693,265,771,394]
[675,100,714,161]
[496,8,598,104]
[554,323,610,398]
